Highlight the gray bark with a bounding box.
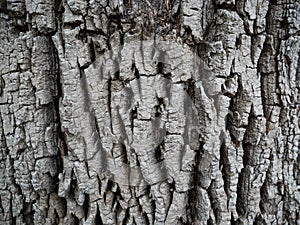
[0,0,299,224]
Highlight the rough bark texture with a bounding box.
[0,0,299,224]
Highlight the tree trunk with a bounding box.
[0,0,299,224]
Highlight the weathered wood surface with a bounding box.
[0,0,299,224]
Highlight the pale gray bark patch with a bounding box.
[0,0,299,224]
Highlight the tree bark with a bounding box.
[0,0,299,224]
